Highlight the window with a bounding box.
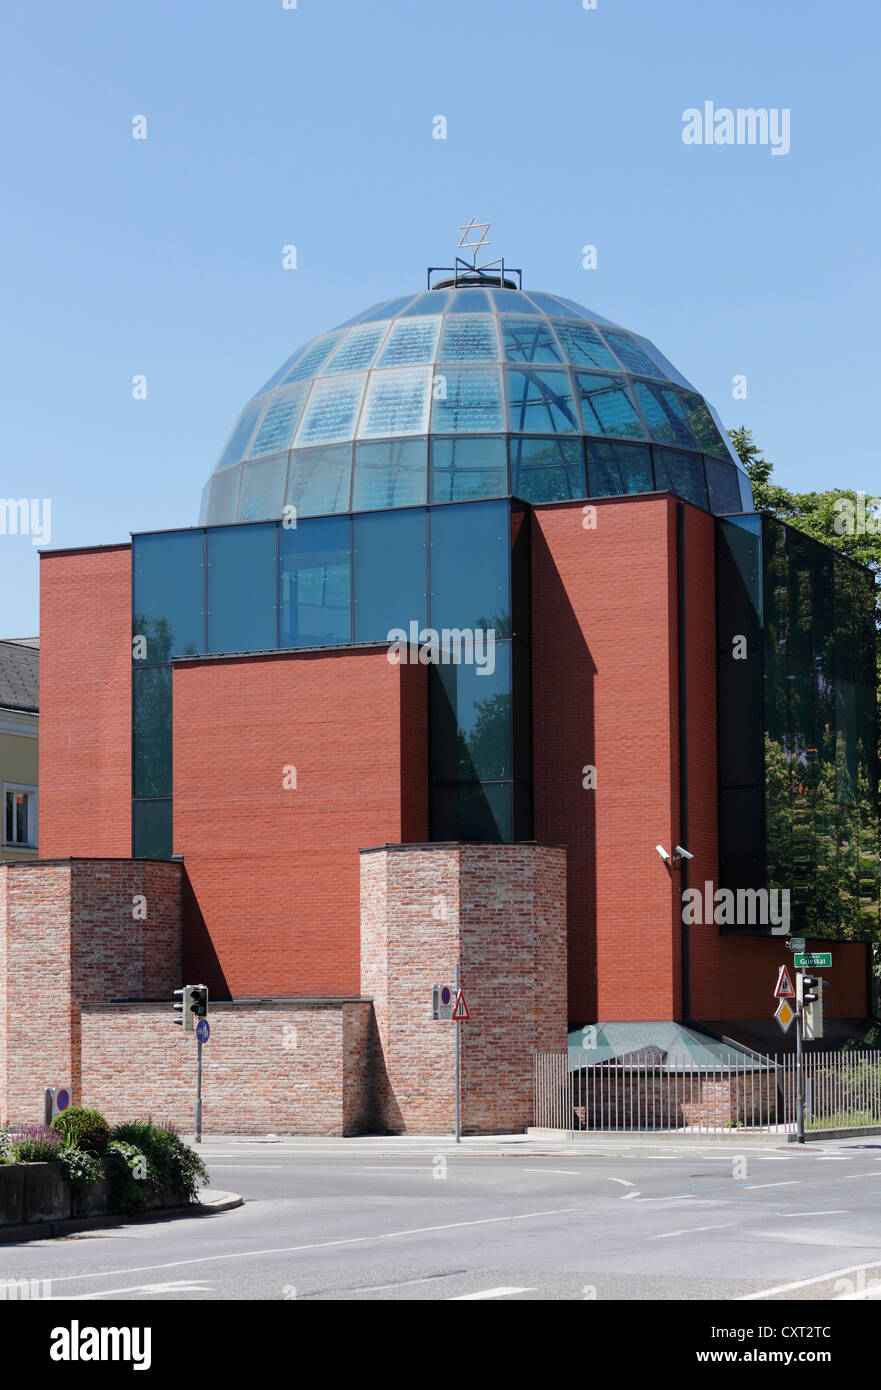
[4,784,37,849]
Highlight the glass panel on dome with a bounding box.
[376,316,441,367]
[447,287,492,313]
[678,390,728,453]
[573,371,645,439]
[523,292,579,318]
[334,298,395,328]
[501,317,564,364]
[430,437,508,504]
[198,482,209,525]
[653,447,708,509]
[506,367,578,433]
[133,799,172,860]
[286,444,353,516]
[632,335,695,389]
[554,296,617,327]
[599,329,663,377]
[321,322,389,375]
[490,289,540,314]
[217,396,267,469]
[632,381,696,449]
[133,529,205,662]
[294,372,367,446]
[206,465,241,524]
[279,333,345,385]
[133,665,172,798]
[352,438,428,511]
[438,314,499,363]
[399,289,454,316]
[256,343,308,395]
[353,508,427,644]
[237,452,289,522]
[706,402,740,463]
[429,644,513,781]
[431,366,505,433]
[586,440,654,496]
[704,456,743,514]
[359,294,419,321]
[430,499,511,634]
[552,321,620,371]
[207,524,277,654]
[510,437,586,503]
[279,515,351,648]
[358,366,433,437]
[738,469,755,511]
[247,382,310,457]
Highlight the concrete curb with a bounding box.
[0,1189,243,1245]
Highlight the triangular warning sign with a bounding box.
[774,965,795,999]
[451,989,469,1021]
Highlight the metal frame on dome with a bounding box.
[426,257,523,290]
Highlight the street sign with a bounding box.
[774,965,795,999]
[795,952,832,970]
[452,989,469,1021]
[786,937,806,953]
[196,1019,210,1044]
[432,984,454,1020]
[775,997,795,1032]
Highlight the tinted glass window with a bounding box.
[429,499,510,632]
[430,436,508,503]
[574,372,645,439]
[353,508,426,644]
[133,799,172,860]
[295,373,367,446]
[506,367,578,433]
[438,315,499,363]
[206,465,241,524]
[280,333,345,384]
[599,329,661,377]
[217,396,267,469]
[511,436,585,503]
[633,381,696,449]
[375,316,441,367]
[447,288,492,313]
[429,643,512,782]
[247,383,309,457]
[704,456,743,514]
[133,665,172,799]
[552,321,619,371]
[652,447,708,509]
[359,367,433,437]
[207,524,277,654]
[133,529,204,662]
[352,438,428,511]
[431,366,505,433]
[430,782,513,841]
[279,515,351,648]
[586,440,653,496]
[501,317,563,364]
[285,445,352,517]
[322,322,389,375]
[237,452,289,523]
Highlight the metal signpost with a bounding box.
[195,1018,210,1144]
[451,967,470,1143]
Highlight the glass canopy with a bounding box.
[201,288,753,524]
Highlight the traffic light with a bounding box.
[190,985,208,1021]
[797,972,824,1041]
[173,985,195,1032]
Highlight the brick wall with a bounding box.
[360,842,568,1134]
[80,1001,373,1134]
[0,859,182,1122]
[173,648,427,999]
[39,547,133,858]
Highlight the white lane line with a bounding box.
[786,1210,847,1217]
[744,1181,800,1190]
[651,1222,741,1240]
[816,1157,853,1161]
[620,1192,641,1200]
[360,1166,435,1171]
[836,1284,881,1301]
[58,1280,215,1301]
[608,1178,636,1187]
[451,1286,534,1301]
[39,1208,579,1288]
[522,1169,581,1176]
[740,1260,881,1300]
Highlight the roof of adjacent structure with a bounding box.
[0,638,39,713]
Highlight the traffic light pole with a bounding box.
[454,963,461,1145]
[195,1036,203,1145]
[795,981,805,1145]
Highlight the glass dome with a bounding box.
[199,286,754,525]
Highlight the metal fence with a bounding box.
[533,1049,881,1137]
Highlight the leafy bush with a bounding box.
[0,1124,9,1163]
[9,1124,64,1163]
[59,1147,102,1209]
[109,1120,207,1205]
[106,1141,149,1216]
[51,1106,110,1155]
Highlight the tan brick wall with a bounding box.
[361,843,568,1135]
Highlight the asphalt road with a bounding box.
[6,1133,881,1301]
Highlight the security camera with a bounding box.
[656,845,671,862]
[674,845,694,861]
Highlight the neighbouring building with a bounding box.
[1,258,878,1133]
[0,639,39,862]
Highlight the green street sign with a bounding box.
[787,937,806,953]
[795,952,832,969]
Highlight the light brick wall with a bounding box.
[80,1001,373,1134]
[361,843,568,1135]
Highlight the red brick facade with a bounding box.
[360,843,568,1134]
[39,547,133,859]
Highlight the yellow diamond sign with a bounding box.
[775,997,795,1032]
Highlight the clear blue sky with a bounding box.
[1,0,878,635]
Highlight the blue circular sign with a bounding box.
[196,1019,210,1043]
[441,986,451,1005]
[56,1088,70,1111]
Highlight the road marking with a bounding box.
[651,1222,741,1240]
[522,1169,581,1176]
[786,1211,846,1217]
[620,1191,641,1200]
[40,1208,579,1288]
[58,1280,215,1301]
[836,1284,881,1301]
[360,1166,435,1171]
[816,1157,852,1161]
[451,1286,534,1300]
[744,1181,800,1190]
[608,1178,636,1187]
[740,1260,881,1300]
